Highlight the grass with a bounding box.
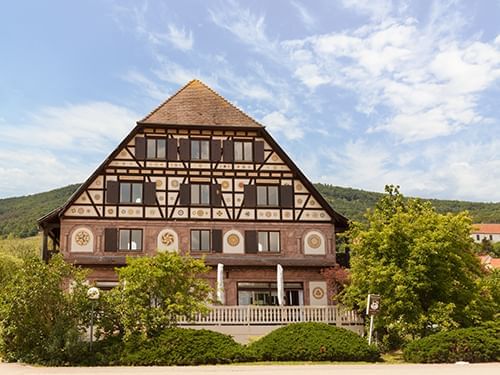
[0,235,40,258]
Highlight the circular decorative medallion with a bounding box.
[107,208,113,214]
[127,209,134,215]
[94,194,101,200]
[156,180,162,187]
[271,154,279,161]
[238,182,244,188]
[96,180,101,186]
[308,234,322,249]
[197,209,204,216]
[75,230,90,246]
[265,211,272,218]
[227,234,240,247]
[77,208,84,214]
[171,180,179,188]
[222,181,230,189]
[161,232,175,246]
[312,287,325,299]
[178,209,184,215]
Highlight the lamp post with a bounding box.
[87,286,100,353]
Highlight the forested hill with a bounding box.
[315,183,500,223]
[1,183,500,238]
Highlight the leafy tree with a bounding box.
[0,253,22,289]
[107,252,212,338]
[343,185,491,349]
[321,265,350,303]
[0,255,90,364]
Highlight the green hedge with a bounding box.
[119,328,250,365]
[247,322,379,362]
[403,323,500,363]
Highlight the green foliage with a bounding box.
[247,322,379,362]
[0,253,22,289]
[0,184,79,238]
[343,185,493,348]
[0,236,39,258]
[106,252,212,338]
[120,328,248,365]
[315,183,500,223]
[0,255,90,364]
[403,322,500,363]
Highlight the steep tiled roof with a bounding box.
[472,223,500,234]
[139,79,262,128]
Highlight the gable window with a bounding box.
[147,138,166,159]
[257,185,279,207]
[258,231,280,252]
[118,229,142,251]
[191,140,210,160]
[191,230,211,251]
[120,182,143,204]
[191,184,210,205]
[234,141,253,162]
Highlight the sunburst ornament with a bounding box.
[307,234,321,249]
[161,232,175,246]
[75,230,90,246]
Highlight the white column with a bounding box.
[277,264,284,306]
[216,263,225,305]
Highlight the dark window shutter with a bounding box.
[245,231,258,253]
[179,138,190,161]
[211,184,222,207]
[104,228,117,252]
[179,184,190,205]
[144,182,156,205]
[254,141,264,163]
[167,138,178,161]
[280,185,294,208]
[211,140,222,162]
[243,185,256,207]
[212,229,223,253]
[135,137,146,160]
[223,140,234,162]
[106,181,119,204]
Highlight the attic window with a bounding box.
[191,140,210,160]
[234,141,253,162]
[120,182,143,204]
[147,138,166,159]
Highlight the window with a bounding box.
[237,282,303,306]
[191,230,211,251]
[146,138,166,159]
[476,234,480,241]
[120,182,143,204]
[489,234,493,240]
[258,231,280,252]
[191,140,210,160]
[191,184,210,205]
[234,141,253,162]
[118,229,142,251]
[257,185,279,206]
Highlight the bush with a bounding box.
[403,322,500,363]
[120,328,249,365]
[247,322,379,362]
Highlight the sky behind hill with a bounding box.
[1,0,499,201]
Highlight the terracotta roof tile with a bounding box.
[139,79,262,128]
[472,223,500,234]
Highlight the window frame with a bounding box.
[256,185,279,207]
[190,229,211,252]
[119,182,143,204]
[118,229,143,251]
[146,137,167,160]
[234,140,253,162]
[190,139,210,161]
[257,231,280,252]
[190,183,211,205]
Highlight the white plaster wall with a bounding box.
[471,233,500,243]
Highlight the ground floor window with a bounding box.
[237,282,303,306]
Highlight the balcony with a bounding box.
[179,305,364,327]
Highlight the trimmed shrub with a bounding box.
[403,323,500,363]
[247,322,379,362]
[120,328,249,365]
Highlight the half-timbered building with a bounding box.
[39,80,348,308]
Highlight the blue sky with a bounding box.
[1,0,500,202]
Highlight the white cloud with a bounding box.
[261,111,304,140]
[165,24,194,51]
[291,1,316,29]
[283,5,500,142]
[122,70,168,101]
[0,102,139,198]
[341,0,394,20]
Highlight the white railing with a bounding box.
[178,305,364,326]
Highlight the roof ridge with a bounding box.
[138,79,264,127]
[139,79,197,123]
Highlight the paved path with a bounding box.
[1,363,499,375]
